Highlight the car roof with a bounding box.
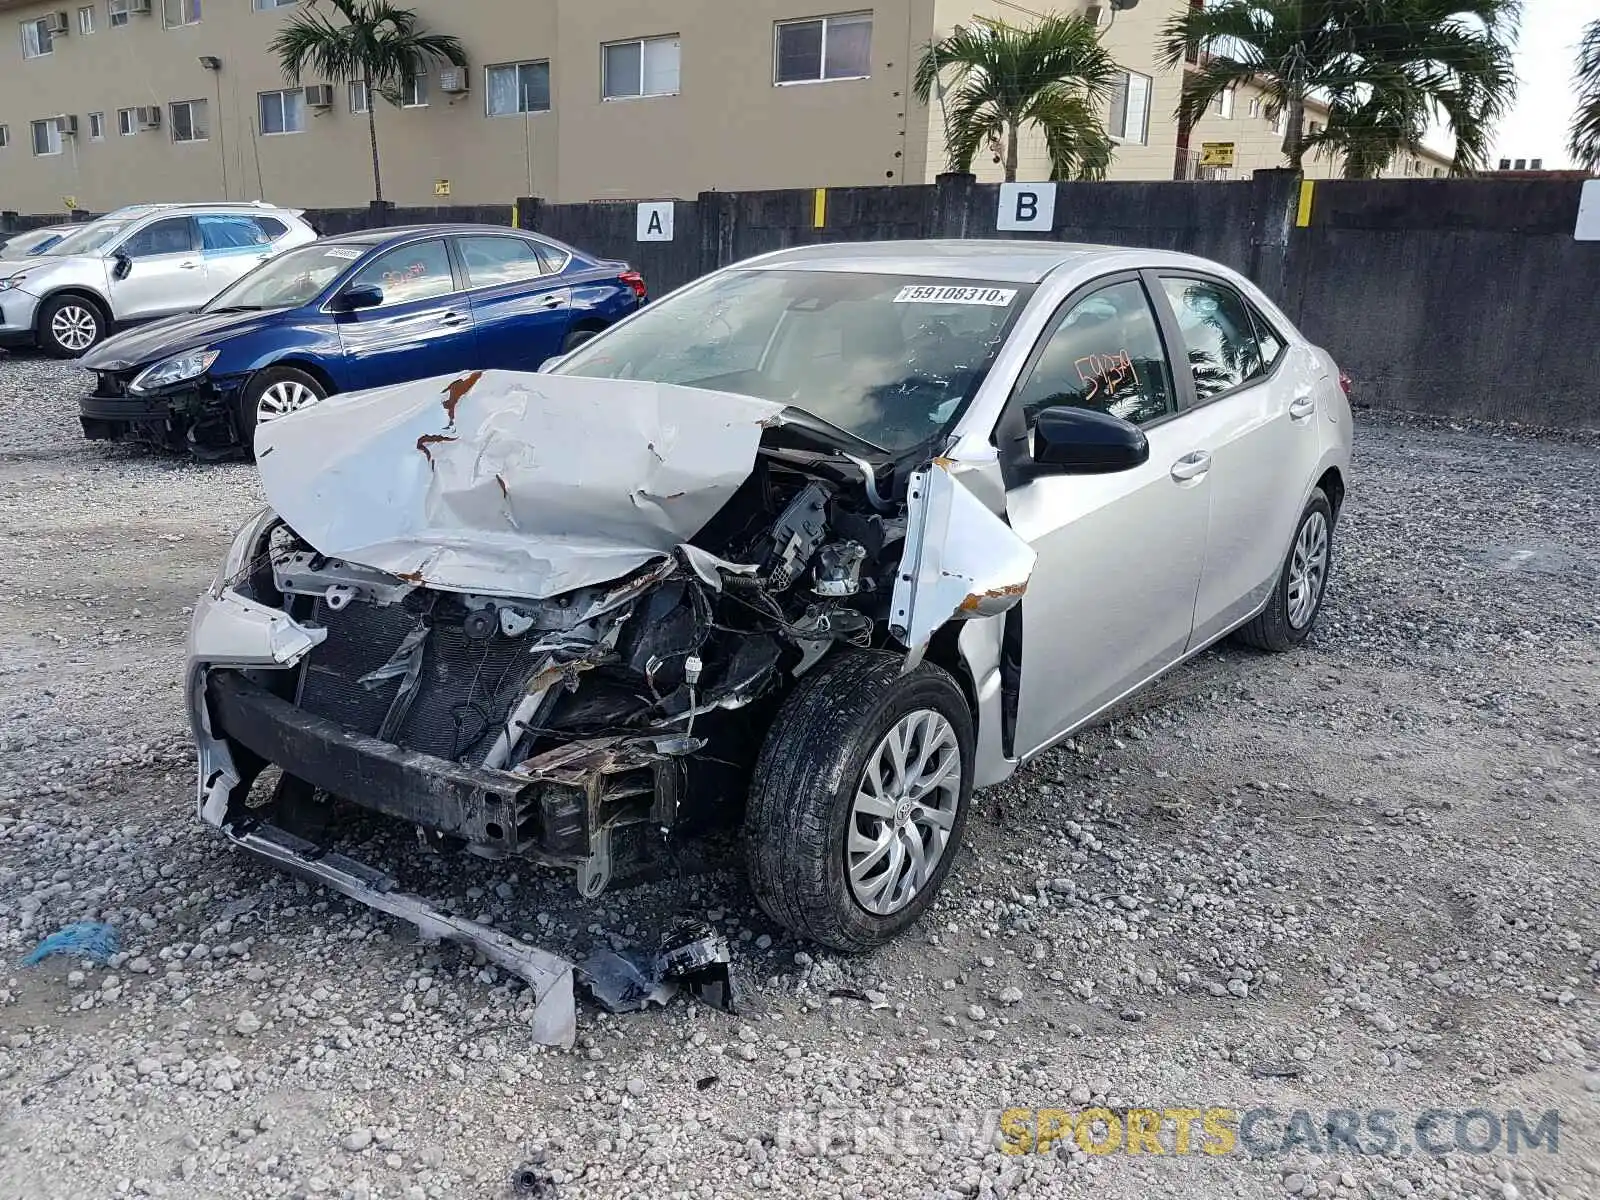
[316,224,573,251]
[106,201,302,217]
[738,239,1220,284]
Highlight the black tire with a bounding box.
[744,650,975,952]
[562,327,600,353]
[236,366,327,450]
[1234,487,1335,652]
[37,294,107,357]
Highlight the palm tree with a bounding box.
[270,0,467,203]
[913,16,1118,183]
[1571,19,1600,170]
[1158,0,1518,177]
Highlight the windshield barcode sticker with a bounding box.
[323,247,363,260]
[893,285,1017,306]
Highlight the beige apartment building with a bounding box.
[0,0,1449,216]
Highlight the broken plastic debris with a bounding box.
[23,922,120,966]
[510,1160,557,1198]
[577,919,739,1016]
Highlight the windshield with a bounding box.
[46,221,130,257]
[552,268,1033,453]
[0,231,66,260]
[203,242,363,311]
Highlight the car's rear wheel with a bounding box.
[562,327,600,353]
[238,366,327,447]
[744,650,974,952]
[1234,487,1334,652]
[38,295,106,357]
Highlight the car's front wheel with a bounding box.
[1234,487,1335,652]
[38,295,106,357]
[238,366,327,448]
[744,650,974,952]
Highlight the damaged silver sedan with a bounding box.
[188,242,1352,1037]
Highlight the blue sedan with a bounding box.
[77,224,646,457]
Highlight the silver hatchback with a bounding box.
[0,202,316,356]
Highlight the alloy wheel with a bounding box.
[50,305,99,353]
[1286,509,1330,629]
[256,380,321,423]
[846,709,963,916]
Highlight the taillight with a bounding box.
[619,269,647,302]
[1338,371,1352,397]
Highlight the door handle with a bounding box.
[1289,394,1317,421]
[535,294,564,309]
[439,312,469,328]
[1170,450,1212,482]
[179,261,201,270]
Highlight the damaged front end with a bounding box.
[188,369,1032,1041]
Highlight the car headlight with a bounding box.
[130,349,221,393]
[211,505,280,596]
[0,276,27,292]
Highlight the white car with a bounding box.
[187,241,1350,1033]
[0,202,316,356]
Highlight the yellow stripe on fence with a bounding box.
[1296,180,1316,228]
[813,188,827,229]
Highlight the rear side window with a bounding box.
[1012,279,1176,427]
[255,216,289,240]
[120,217,195,258]
[457,236,548,288]
[1249,303,1286,370]
[533,242,568,273]
[1158,277,1265,402]
[199,215,272,251]
[350,239,455,306]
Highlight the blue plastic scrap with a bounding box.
[22,922,120,966]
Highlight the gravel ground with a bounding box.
[0,351,1597,1200]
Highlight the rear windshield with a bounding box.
[553,268,1033,453]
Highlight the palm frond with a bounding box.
[1570,19,1600,169]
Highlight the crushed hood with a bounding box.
[255,369,786,599]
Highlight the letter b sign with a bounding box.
[997,183,1056,232]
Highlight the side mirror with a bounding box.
[330,283,383,313]
[111,253,131,281]
[1030,406,1149,474]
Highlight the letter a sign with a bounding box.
[637,201,674,242]
[997,183,1056,232]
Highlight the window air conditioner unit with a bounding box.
[305,84,335,108]
[439,68,469,94]
[44,11,70,33]
[136,105,162,128]
[56,114,79,137]
[128,0,152,14]
[1083,4,1104,26]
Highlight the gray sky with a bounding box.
[1490,0,1600,167]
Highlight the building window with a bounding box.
[1107,70,1151,144]
[486,61,551,115]
[88,110,105,139]
[400,73,427,107]
[0,125,9,148]
[117,107,137,135]
[349,79,369,113]
[252,0,296,8]
[1248,96,1261,119]
[603,35,680,100]
[163,0,200,27]
[78,5,95,34]
[109,0,128,26]
[1210,87,1234,119]
[170,98,208,142]
[774,13,871,84]
[1308,120,1322,135]
[1272,106,1287,136]
[259,88,306,134]
[21,17,55,58]
[32,118,63,156]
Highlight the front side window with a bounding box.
[109,0,128,25]
[486,61,550,116]
[259,89,306,134]
[21,17,53,58]
[456,236,549,288]
[120,217,195,259]
[349,79,369,114]
[555,269,1031,453]
[603,35,680,99]
[88,111,105,139]
[117,107,137,135]
[774,13,871,84]
[1012,280,1176,427]
[78,6,96,35]
[350,239,454,306]
[170,99,208,143]
[1159,277,1265,402]
[162,0,200,27]
[31,119,62,156]
[1107,70,1151,144]
[400,73,427,108]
